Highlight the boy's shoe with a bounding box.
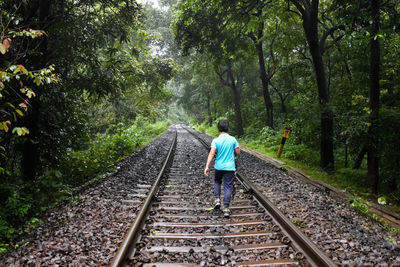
[223,208,230,218]
[213,199,221,210]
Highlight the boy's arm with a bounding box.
[235,147,240,156]
[204,147,216,176]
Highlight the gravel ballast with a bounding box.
[0,128,175,266]
[196,130,400,266]
[1,126,399,266]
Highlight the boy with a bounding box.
[204,120,240,217]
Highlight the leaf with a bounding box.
[15,109,23,116]
[21,127,29,135]
[1,123,6,132]
[374,34,383,40]
[19,103,28,111]
[2,121,10,132]
[12,127,23,136]
[0,44,6,54]
[19,65,28,75]
[26,90,36,98]
[2,38,11,51]
[54,170,62,178]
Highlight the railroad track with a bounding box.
[110,125,336,266]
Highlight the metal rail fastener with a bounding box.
[110,129,177,267]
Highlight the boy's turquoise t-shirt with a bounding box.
[211,133,239,171]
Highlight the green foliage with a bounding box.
[34,170,71,204]
[196,117,228,137]
[292,219,307,227]
[0,168,73,245]
[0,118,169,246]
[61,119,169,186]
[259,126,281,145]
[350,197,371,216]
[279,165,291,172]
[0,19,59,135]
[349,196,400,235]
[0,182,32,241]
[282,144,319,166]
[335,168,368,191]
[0,0,178,251]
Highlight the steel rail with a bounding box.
[236,172,337,267]
[110,129,177,267]
[183,125,336,267]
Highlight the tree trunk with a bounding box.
[21,0,51,181]
[366,0,380,193]
[353,145,367,169]
[279,94,287,113]
[302,1,334,172]
[253,22,274,127]
[270,82,287,113]
[21,100,40,181]
[207,91,212,126]
[213,101,217,123]
[226,62,244,136]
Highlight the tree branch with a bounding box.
[330,33,352,79]
[216,69,230,87]
[319,25,344,52]
[295,47,313,64]
[289,0,305,15]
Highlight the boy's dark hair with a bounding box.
[217,120,229,132]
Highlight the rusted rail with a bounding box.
[184,125,337,267]
[109,129,177,267]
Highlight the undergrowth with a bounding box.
[194,121,400,217]
[195,121,400,244]
[0,118,170,251]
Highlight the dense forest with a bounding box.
[0,0,177,245]
[0,0,399,248]
[170,0,400,199]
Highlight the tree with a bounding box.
[0,4,59,178]
[176,53,219,125]
[216,59,244,136]
[287,0,345,171]
[366,0,381,193]
[217,0,278,128]
[173,0,280,128]
[172,0,247,135]
[0,0,176,181]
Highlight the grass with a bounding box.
[194,122,400,216]
[239,139,400,214]
[239,138,366,194]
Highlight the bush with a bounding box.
[0,169,74,245]
[0,119,170,246]
[0,182,32,242]
[336,168,367,187]
[259,126,281,146]
[282,144,319,166]
[61,119,169,185]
